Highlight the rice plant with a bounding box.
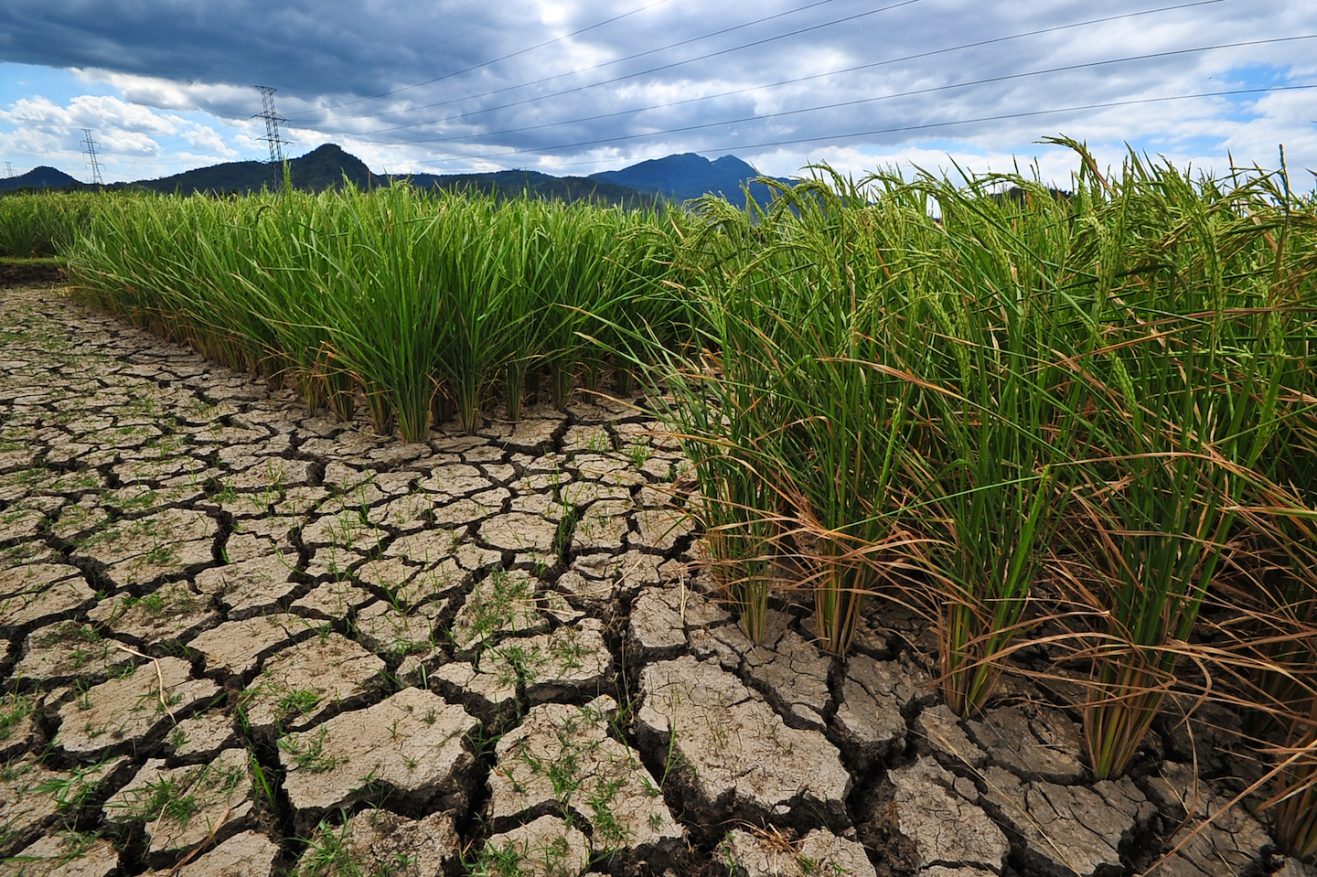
[901,176,1088,717]
[1054,143,1302,779]
[645,175,933,653]
[0,191,96,256]
[1215,490,1317,861]
[63,185,680,438]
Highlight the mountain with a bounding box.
[121,143,376,195]
[0,166,84,192]
[393,168,661,208]
[590,152,792,204]
[2,145,789,207]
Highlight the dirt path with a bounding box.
[0,287,1302,877]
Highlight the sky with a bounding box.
[1,0,1315,187]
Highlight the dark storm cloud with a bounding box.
[0,0,498,102]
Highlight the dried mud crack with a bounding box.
[0,286,1309,877]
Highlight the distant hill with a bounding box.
[120,144,376,195]
[393,168,661,208]
[2,145,796,206]
[590,153,793,204]
[0,166,85,193]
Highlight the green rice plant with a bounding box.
[68,195,244,382]
[0,192,96,256]
[165,194,297,377]
[667,354,783,643]
[230,192,356,416]
[64,184,681,440]
[504,197,683,415]
[624,199,790,641]
[1053,141,1300,779]
[437,196,539,432]
[648,175,933,653]
[497,200,549,420]
[298,184,459,438]
[883,174,1089,716]
[523,201,615,408]
[598,207,697,394]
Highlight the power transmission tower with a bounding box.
[253,86,290,166]
[81,129,104,186]
[4,162,12,178]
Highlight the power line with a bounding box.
[80,128,104,185]
[317,0,672,111]
[292,0,847,124]
[304,0,1219,137]
[420,83,1317,173]
[412,34,1317,159]
[253,86,291,167]
[310,0,926,132]
[374,0,1217,136]
[389,30,1295,148]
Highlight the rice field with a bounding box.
[1,138,1315,863]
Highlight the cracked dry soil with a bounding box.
[0,285,1312,877]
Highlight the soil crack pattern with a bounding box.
[0,286,1306,877]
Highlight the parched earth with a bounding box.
[0,285,1312,877]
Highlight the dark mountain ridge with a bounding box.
[0,166,85,193]
[2,144,794,206]
[590,152,794,204]
[116,143,374,195]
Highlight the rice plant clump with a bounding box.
[63,184,686,439]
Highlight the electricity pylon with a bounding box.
[81,129,104,185]
[253,86,290,164]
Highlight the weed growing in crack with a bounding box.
[550,501,579,562]
[211,482,238,505]
[35,760,115,813]
[279,727,345,774]
[467,842,527,877]
[586,775,628,850]
[490,644,536,690]
[625,442,652,471]
[457,568,537,651]
[297,819,359,877]
[275,688,322,720]
[115,590,169,618]
[547,629,586,674]
[113,775,199,826]
[72,680,93,711]
[0,694,34,742]
[37,621,110,672]
[142,541,178,567]
[111,488,160,513]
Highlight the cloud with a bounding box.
[0,92,244,180]
[0,0,1314,182]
